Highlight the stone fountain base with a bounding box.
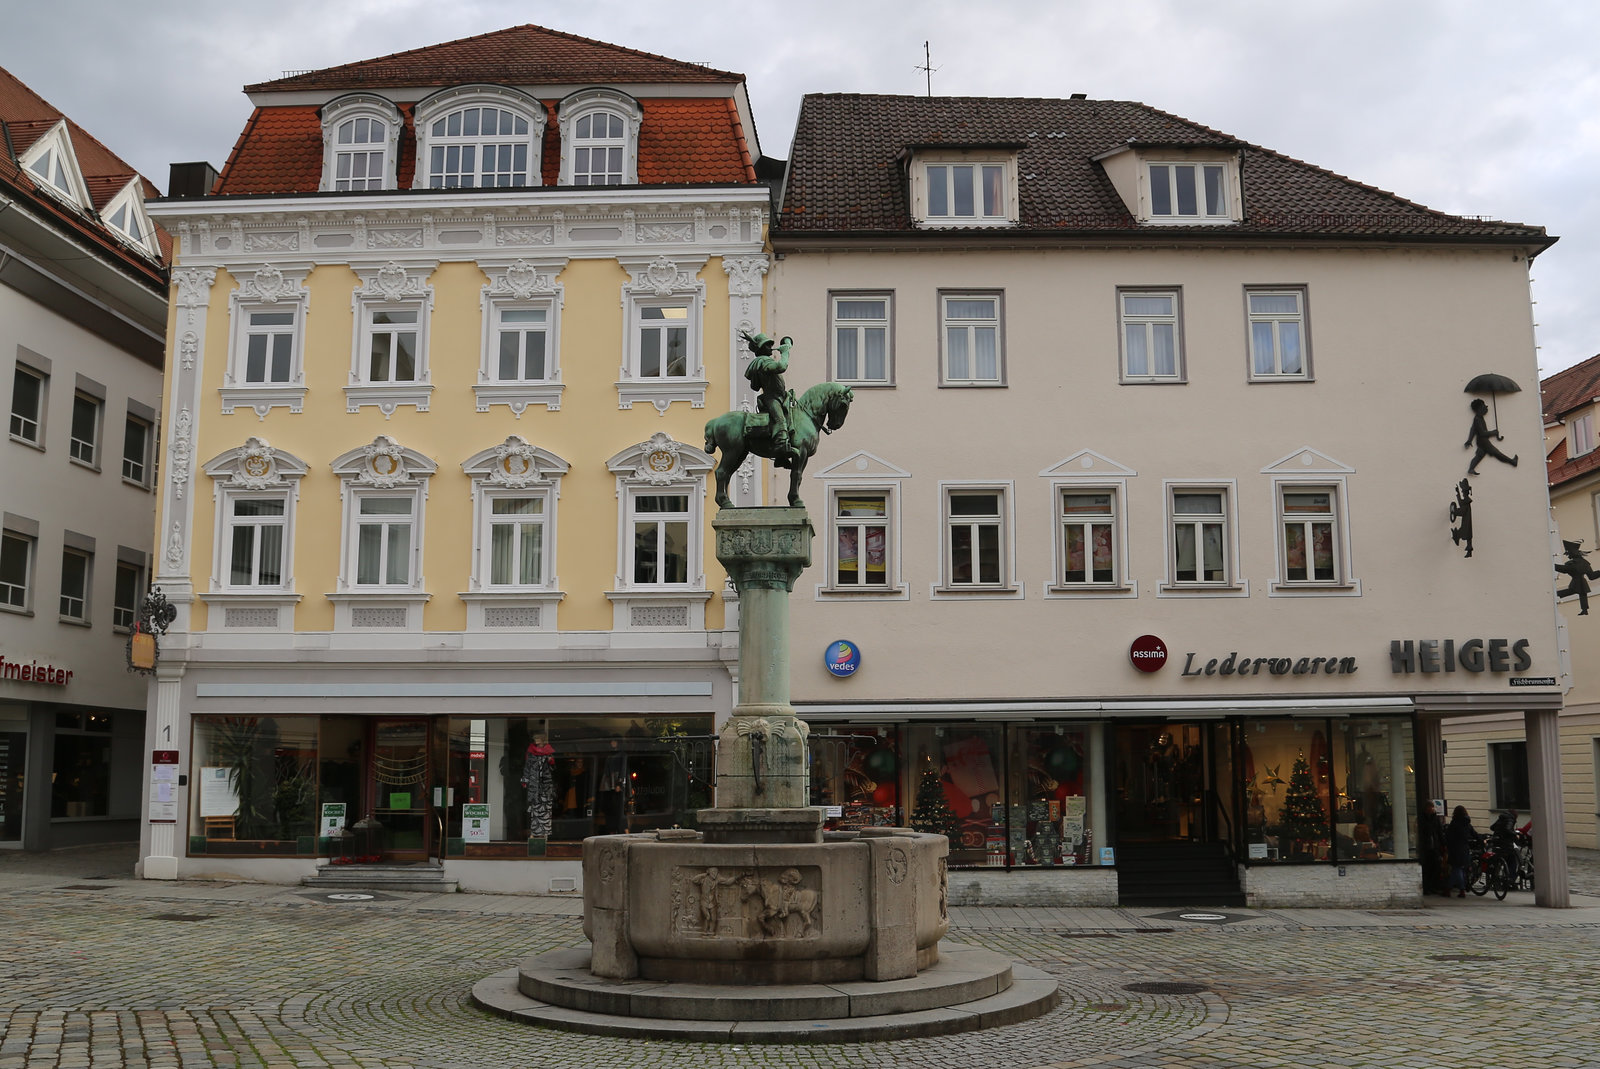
[471,940,1061,1043]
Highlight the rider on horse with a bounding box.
[741,331,798,468]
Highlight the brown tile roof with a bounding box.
[246,24,742,92]
[214,97,754,194]
[0,65,169,283]
[1542,355,1600,489]
[778,94,1554,246]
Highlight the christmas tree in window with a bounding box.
[909,762,960,841]
[1277,750,1327,860]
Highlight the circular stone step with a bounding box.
[472,941,1062,1044]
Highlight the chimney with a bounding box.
[167,162,219,199]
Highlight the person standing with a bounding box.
[1444,805,1478,898]
[1418,801,1447,895]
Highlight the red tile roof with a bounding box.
[0,64,170,283]
[246,24,742,92]
[778,94,1554,248]
[215,97,754,194]
[1542,354,1600,489]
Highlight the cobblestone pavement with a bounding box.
[3,846,1600,1069]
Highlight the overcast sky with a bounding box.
[7,0,1596,375]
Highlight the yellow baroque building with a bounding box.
[141,26,773,889]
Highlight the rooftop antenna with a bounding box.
[915,41,939,97]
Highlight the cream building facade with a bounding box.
[771,94,1569,907]
[140,27,773,890]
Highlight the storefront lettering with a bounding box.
[1180,652,1356,677]
[0,655,73,686]
[1388,638,1531,674]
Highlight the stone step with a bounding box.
[301,864,458,894]
[472,942,1060,1043]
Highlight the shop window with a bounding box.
[1241,720,1332,862]
[442,716,712,851]
[0,723,24,841]
[190,716,319,854]
[1006,726,1093,866]
[904,723,1006,867]
[51,731,111,818]
[1331,717,1417,861]
[809,727,903,828]
[1489,740,1529,812]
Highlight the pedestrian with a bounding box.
[1418,801,1447,895]
[1445,805,1478,898]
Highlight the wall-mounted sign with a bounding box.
[0,654,72,686]
[1129,635,1168,673]
[148,750,180,824]
[1388,639,1531,674]
[1180,652,1357,677]
[824,640,860,678]
[1510,676,1557,687]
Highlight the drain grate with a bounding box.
[147,914,217,922]
[1124,981,1209,995]
[1060,932,1119,939]
[58,885,106,891]
[1429,953,1503,962]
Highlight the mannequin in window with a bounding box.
[520,732,556,840]
[592,739,627,835]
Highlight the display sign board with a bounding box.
[462,803,491,843]
[824,640,861,677]
[1099,847,1116,866]
[198,766,238,818]
[148,750,180,823]
[320,802,347,836]
[1129,635,1167,673]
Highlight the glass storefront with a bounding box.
[0,709,24,842]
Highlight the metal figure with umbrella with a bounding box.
[1463,373,1520,474]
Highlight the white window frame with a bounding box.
[320,93,402,192]
[1269,477,1359,596]
[605,433,713,630]
[476,259,567,416]
[617,257,707,412]
[823,485,903,596]
[224,264,311,417]
[1118,287,1185,384]
[9,360,47,447]
[911,152,1019,227]
[59,544,92,625]
[829,291,894,386]
[557,88,642,186]
[1160,481,1245,596]
[0,527,35,614]
[1039,451,1138,599]
[1143,158,1238,224]
[347,262,435,416]
[1245,286,1312,381]
[934,482,1020,599]
[329,435,435,630]
[413,85,545,190]
[112,554,144,632]
[461,436,569,632]
[200,437,309,629]
[18,121,91,211]
[1051,485,1129,593]
[68,390,102,469]
[121,408,153,488]
[100,179,161,259]
[1573,413,1596,459]
[938,291,1005,387]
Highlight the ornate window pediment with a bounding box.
[616,256,708,413]
[347,261,436,417]
[200,437,309,606]
[224,263,313,418]
[476,257,568,416]
[460,436,571,624]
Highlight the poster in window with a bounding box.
[198,766,239,818]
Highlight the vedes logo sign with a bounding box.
[825,640,861,678]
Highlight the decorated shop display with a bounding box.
[1276,751,1329,861]
[909,762,960,841]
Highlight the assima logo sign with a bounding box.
[824,640,860,677]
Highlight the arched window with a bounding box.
[320,94,401,192]
[414,86,545,189]
[557,89,642,187]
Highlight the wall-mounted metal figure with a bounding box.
[1464,398,1518,475]
[1556,539,1598,614]
[1449,478,1474,558]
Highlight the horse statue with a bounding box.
[704,381,853,508]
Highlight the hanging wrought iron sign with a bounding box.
[1449,478,1473,558]
[1462,374,1520,475]
[127,587,177,675]
[1556,539,1597,615]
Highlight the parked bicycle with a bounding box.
[1468,830,1517,900]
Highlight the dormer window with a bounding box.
[1148,162,1228,220]
[557,89,642,186]
[321,94,401,192]
[909,151,1018,227]
[1572,413,1595,458]
[100,180,160,259]
[18,121,89,210]
[414,86,545,189]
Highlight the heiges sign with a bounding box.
[0,654,73,685]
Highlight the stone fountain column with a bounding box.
[698,506,824,845]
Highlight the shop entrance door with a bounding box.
[1113,722,1232,844]
[369,718,432,862]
